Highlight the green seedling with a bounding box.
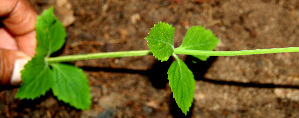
[15,7,299,115]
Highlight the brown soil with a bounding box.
[1,0,298,117]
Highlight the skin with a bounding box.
[0,0,37,85]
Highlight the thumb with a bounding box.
[0,49,30,85]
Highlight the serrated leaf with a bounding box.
[178,26,219,61]
[15,55,54,99]
[35,7,66,56]
[145,22,175,61]
[16,7,91,110]
[167,58,195,115]
[51,64,91,110]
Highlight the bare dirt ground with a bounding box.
[1,0,298,117]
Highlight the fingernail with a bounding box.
[10,57,30,85]
[10,51,31,85]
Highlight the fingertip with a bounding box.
[2,0,37,36]
[10,53,31,85]
[0,49,31,85]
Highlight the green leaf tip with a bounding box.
[51,64,91,110]
[16,7,91,110]
[178,26,219,61]
[35,6,66,57]
[145,22,175,62]
[167,55,195,115]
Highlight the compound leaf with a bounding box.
[35,7,66,56]
[16,7,91,110]
[16,7,64,100]
[15,55,54,99]
[51,64,91,110]
[145,22,175,61]
[178,26,219,61]
[167,58,195,115]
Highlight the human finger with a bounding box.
[15,31,36,57]
[1,0,37,56]
[0,49,16,85]
[1,0,37,36]
[0,49,30,85]
[0,28,18,50]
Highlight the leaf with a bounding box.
[145,22,175,61]
[16,7,91,110]
[35,7,66,56]
[16,7,65,99]
[178,26,219,61]
[51,64,91,110]
[15,55,54,99]
[167,58,195,115]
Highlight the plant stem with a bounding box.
[174,47,299,56]
[172,53,180,61]
[46,50,151,63]
[46,47,299,63]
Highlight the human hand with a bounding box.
[0,0,37,85]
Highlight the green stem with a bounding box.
[46,50,151,63]
[46,47,299,63]
[174,47,299,56]
[172,53,180,61]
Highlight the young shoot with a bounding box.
[16,7,299,115]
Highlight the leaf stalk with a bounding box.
[46,47,299,63]
[46,50,152,63]
[174,47,299,56]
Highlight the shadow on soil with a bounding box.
[13,92,51,112]
[81,58,173,89]
[0,85,19,92]
[13,91,79,114]
[184,56,218,81]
